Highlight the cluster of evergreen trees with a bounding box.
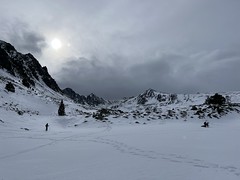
[205,93,227,106]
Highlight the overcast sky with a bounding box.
[0,0,240,99]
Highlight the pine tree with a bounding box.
[58,100,65,116]
[205,93,226,106]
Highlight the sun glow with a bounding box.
[51,38,62,50]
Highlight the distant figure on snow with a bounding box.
[201,121,209,128]
[45,123,49,131]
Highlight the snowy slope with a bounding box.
[105,89,240,123]
[1,111,240,180]
[112,88,240,109]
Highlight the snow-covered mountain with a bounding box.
[106,88,240,122]
[1,40,240,123]
[0,40,61,92]
[63,87,107,106]
[0,40,86,118]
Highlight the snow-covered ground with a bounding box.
[1,113,240,180]
[1,69,240,180]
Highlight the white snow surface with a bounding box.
[1,69,240,180]
[1,115,240,180]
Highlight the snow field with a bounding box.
[1,115,240,180]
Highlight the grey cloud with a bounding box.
[1,0,240,99]
[191,51,240,92]
[56,49,240,100]
[57,57,134,99]
[0,19,46,55]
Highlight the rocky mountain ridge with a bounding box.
[0,40,61,92]
[92,89,240,122]
[1,40,240,123]
[62,88,107,106]
[0,40,107,107]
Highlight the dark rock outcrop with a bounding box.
[0,40,61,92]
[86,93,106,106]
[63,88,106,106]
[63,88,87,104]
[137,89,178,105]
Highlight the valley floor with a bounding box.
[0,116,240,180]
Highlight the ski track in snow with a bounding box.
[1,123,240,177]
[87,136,240,177]
[0,124,112,160]
[0,140,57,160]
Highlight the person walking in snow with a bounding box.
[45,123,49,131]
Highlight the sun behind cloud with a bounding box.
[51,38,62,50]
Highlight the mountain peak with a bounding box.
[143,88,157,97]
[63,88,106,106]
[86,93,106,106]
[135,89,178,105]
[0,40,61,92]
[88,93,96,97]
[0,40,16,52]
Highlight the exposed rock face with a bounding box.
[137,89,178,105]
[62,88,87,105]
[86,93,106,106]
[105,89,240,121]
[0,40,61,92]
[63,88,106,106]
